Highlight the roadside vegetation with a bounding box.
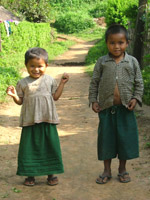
[0,0,150,106]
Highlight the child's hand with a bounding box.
[61,72,69,84]
[6,86,17,98]
[92,102,101,113]
[127,99,137,111]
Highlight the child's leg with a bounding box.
[47,175,58,186]
[118,160,131,183]
[96,159,112,184]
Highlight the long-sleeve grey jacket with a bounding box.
[89,53,144,110]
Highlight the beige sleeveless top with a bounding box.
[16,74,59,127]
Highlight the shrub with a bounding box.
[53,11,95,33]
[105,0,138,27]
[0,67,21,102]
[0,21,51,54]
[142,66,150,105]
[89,1,108,18]
[0,0,51,22]
[85,37,107,65]
[19,0,51,22]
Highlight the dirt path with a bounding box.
[0,40,150,200]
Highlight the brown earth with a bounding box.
[0,39,150,200]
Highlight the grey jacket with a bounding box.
[89,53,144,110]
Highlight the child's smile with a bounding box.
[26,58,48,79]
[106,33,128,60]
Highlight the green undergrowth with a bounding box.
[85,35,107,76]
[71,26,105,41]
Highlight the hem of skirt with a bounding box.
[16,169,64,176]
[20,120,60,127]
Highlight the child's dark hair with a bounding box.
[25,47,48,65]
[105,24,129,42]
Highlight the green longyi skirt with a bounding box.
[17,123,64,176]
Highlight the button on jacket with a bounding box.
[89,53,144,110]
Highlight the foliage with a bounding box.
[72,26,105,41]
[19,0,51,22]
[89,1,108,18]
[0,0,51,22]
[0,67,21,102]
[142,65,150,105]
[53,11,95,34]
[85,34,108,76]
[50,0,100,8]
[85,37,107,65]
[105,0,138,27]
[0,21,51,54]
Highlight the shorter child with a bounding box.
[7,47,69,186]
[89,24,144,184]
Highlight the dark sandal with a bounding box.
[96,175,112,184]
[47,176,58,186]
[118,172,131,183]
[24,177,35,186]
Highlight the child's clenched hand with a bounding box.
[92,102,101,113]
[127,99,137,111]
[61,72,69,84]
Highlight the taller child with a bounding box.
[89,24,144,184]
[7,47,69,186]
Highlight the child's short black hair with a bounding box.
[25,47,48,65]
[105,24,129,42]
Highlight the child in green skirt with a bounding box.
[89,24,144,184]
[7,47,69,186]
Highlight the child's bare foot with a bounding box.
[47,175,58,186]
[24,177,35,186]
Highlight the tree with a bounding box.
[133,0,148,68]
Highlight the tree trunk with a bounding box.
[133,0,148,68]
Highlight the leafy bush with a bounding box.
[0,0,51,22]
[53,11,95,33]
[142,66,150,105]
[19,0,51,22]
[0,67,21,102]
[85,37,107,65]
[0,21,51,54]
[105,0,138,27]
[89,1,108,18]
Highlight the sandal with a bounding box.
[24,177,35,186]
[96,175,112,184]
[47,176,58,186]
[118,172,131,183]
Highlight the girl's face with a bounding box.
[26,58,48,79]
[106,33,128,60]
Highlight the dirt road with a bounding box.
[0,39,150,200]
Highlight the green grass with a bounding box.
[69,26,105,41]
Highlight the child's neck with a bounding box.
[110,52,125,64]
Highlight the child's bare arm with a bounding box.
[7,86,23,105]
[53,73,69,101]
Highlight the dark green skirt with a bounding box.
[17,123,64,176]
